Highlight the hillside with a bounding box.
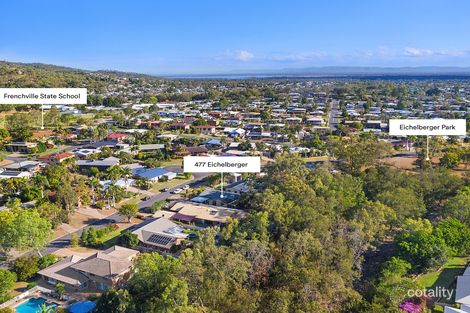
[0,61,161,92]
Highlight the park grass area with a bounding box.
[302,156,331,162]
[150,176,193,193]
[417,256,469,289]
[160,158,184,167]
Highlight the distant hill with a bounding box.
[0,61,162,90]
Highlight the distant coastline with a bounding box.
[164,74,470,80]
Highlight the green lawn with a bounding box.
[99,229,122,248]
[118,195,143,208]
[417,256,469,289]
[160,158,184,167]
[150,176,193,193]
[416,256,469,305]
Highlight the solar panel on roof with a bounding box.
[147,234,173,246]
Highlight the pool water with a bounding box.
[15,297,59,313]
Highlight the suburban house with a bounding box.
[165,201,245,227]
[131,217,188,253]
[131,167,177,181]
[169,122,190,131]
[5,142,37,153]
[175,145,208,156]
[204,139,223,149]
[225,180,251,195]
[1,161,44,173]
[0,171,32,179]
[38,246,139,292]
[39,152,75,163]
[137,144,166,153]
[105,133,129,143]
[306,117,324,126]
[76,156,120,171]
[191,189,240,207]
[72,148,101,159]
[194,125,216,135]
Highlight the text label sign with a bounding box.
[184,156,261,173]
[0,88,87,104]
[389,119,466,136]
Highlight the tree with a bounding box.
[70,234,79,247]
[440,151,461,169]
[95,288,134,313]
[121,166,133,185]
[5,113,33,141]
[128,253,189,312]
[42,164,68,189]
[434,218,470,256]
[376,188,425,222]
[371,257,419,310]
[0,269,16,296]
[150,200,166,213]
[38,304,54,313]
[11,256,39,281]
[118,203,139,223]
[143,158,161,168]
[445,186,470,225]
[238,141,253,151]
[1,208,52,255]
[55,283,65,300]
[329,138,391,174]
[36,201,63,228]
[119,231,139,248]
[395,228,449,272]
[38,254,58,269]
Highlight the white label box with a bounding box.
[184,156,261,173]
[0,88,87,104]
[389,119,466,136]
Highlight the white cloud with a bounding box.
[403,47,468,58]
[404,47,434,57]
[233,50,254,61]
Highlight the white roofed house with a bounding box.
[131,217,188,253]
[444,264,470,312]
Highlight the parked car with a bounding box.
[161,188,170,192]
[182,185,190,190]
[172,188,183,194]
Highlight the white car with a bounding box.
[182,185,190,190]
[172,188,183,194]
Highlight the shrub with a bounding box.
[119,231,139,248]
[39,254,58,269]
[95,200,106,209]
[26,282,37,289]
[70,234,80,247]
[0,269,16,296]
[11,256,39,281]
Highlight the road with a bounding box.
[328,100,340,131]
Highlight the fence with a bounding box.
[0,286,52,309]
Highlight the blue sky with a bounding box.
[1,0,470,74]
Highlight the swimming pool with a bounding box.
[15,297,59,313]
